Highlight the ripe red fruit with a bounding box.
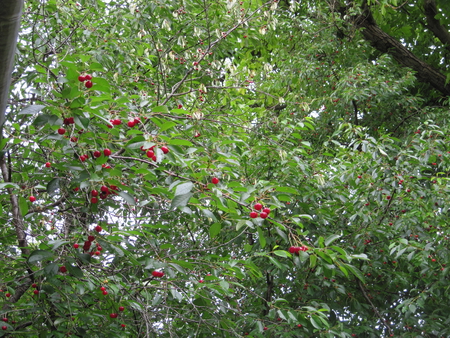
[297,324,302,328]
[194,132,201,137]
[100,287,106,291]
[249,211,258,219]
[45,162,51,168]
[33,289,39,295]
[211,177,219,184]
[103,148,112,156]
[254,203,262,211]
[102,290,108,295]
[112,119,122,125]
[263,327,268,330]
[146,150,155,158]
[5,293,11,298]
[262,207,271,214]
[127,121,135,127]
[109,313,118,319]
[88,235,95,241]
[57,128,66,135]
[32,283,37,288]
[84,74,92,80]
[95,225,102,232]
[73,243,79,249]
[94,251,101,255]
[386,196,391,200]
[29,196,36,202]
[91,197,98,204]
[161,146,169,154]
[119,306,125,312]
[78,75,86,82]
[121,324,126,328]
[199,280,204,283]
[91,190,99,197]
[1,319,7,323]
[60,266,67,273]
[85,80,93,88]
[97,246,102,251]
[152,270,164,277]
[260,212,268,219]
[1,326,6,330]
[100,186,109,193]
[93,151,101,158]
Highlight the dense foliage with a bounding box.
[1,0,450,337]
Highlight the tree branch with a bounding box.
[354,1,450,97]
[423,0,450,52]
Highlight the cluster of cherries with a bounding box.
[79,149,112,162]
[249,203,271,219]
[78,73,93,88]
[140,145,169,162]
[73,228,103,256]
[288,245,309,254]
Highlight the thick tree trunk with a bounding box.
[0,0,24,126]
[355,2,450,97]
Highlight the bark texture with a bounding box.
[0,0,24,126]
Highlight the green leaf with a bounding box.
[117,191,136,205]
[67,264,84,278]
[19,196,28,216]
[28,250,54,263]
[325,234,341,246]
[273,250,289,258]
[171,192,192,209]
[168,139,193,146]
[209,222,221,238]
[46,178,60,196]
[174,182,193,196]
[257,227,266,248]
[19,105,46,115]
[342,263,365,283]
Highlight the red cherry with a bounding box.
[32,283,37,288]
[91,197,98,204]
[84,74,92,80]
[161,146,169,154]
[103,148,112,156]
[94,251,101,255]
[85,80,93,88]
[78,75,86,82]
[254,203,262,211]
[5,293,11,298]
[199,280,204,283]
[29,196,36,202]
[260,212,268,219]
[262,207,271,214]
[91,190,99,197]
[127,121,135,127]
[100,186,109,193]
[109,313,118,319]
[121,324,126,328]
[45,162,51,168]
[112,119,122,125]
[263,327,268,330]
[152,270,164,277]
[95,225,102,232]
[119,306,125,312]
[211,177,219,184]
[73,243,79,249]
[297,324,302,328]
[1,326,6,330]
[146,150,155,158]
[249,211,258,219]
[60,266,67,273]
[57,128,66,135]
[87,235,95,241]
[93,151,101,158]
[100,287,106,291]
[386,196,391,200]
